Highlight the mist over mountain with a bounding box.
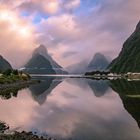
[32,45,67,74]
[87,53,109,72]
[0,55,12,72]
[33,45,62,69]
[108,21,140,73]
[66,53,110,74]
[66,60,89,74]
[23,45,68,74]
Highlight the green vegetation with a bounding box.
[0,69,30,84]
[108,21,140,73]
[0,121,9,133]
[0,69,40,100]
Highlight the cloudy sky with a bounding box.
[0,0,140,68]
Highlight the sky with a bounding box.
[0,0,140,68]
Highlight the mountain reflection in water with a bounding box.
[110,79,140,129]
[0,76,140,140]
[30,76,63,105]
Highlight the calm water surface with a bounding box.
[0,76,140,140]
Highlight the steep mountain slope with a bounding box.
[24,54,56,74]
[0,55,12,72]
[108,21,140,73]
[33,45,62,68]
[87,53,109,72]
[33,45,67,74]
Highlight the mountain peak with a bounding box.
[90,53,108,63]
[93,53,106,59]
[26,44,67,74]
[38,44,47,51]
[33,44,48,56]
[88,53,109,71]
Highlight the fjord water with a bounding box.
[0,76,140,140]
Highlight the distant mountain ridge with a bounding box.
[108,21,140,73]
[0,55,12,72]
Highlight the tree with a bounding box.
[95,71,100,74]
[12,69,19,75]
[2,69,12,76]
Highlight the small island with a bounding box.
[0,69,31,84]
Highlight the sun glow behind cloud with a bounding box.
[0,5,36,68]
[0,9,33,38]
[44,0,59,14]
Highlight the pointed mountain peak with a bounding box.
[91,53,107,62]
[38,44,48,52]
[29,44,67,73]
[94,53,105,58]
[33,44,48,56]
[88,52,109,71]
